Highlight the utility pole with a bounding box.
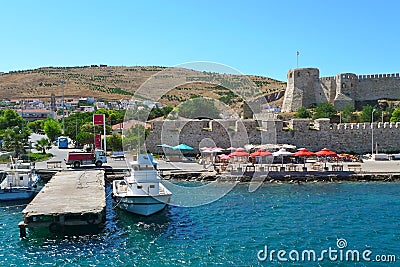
[75,115,78,148]
[371,109,376,156]
[61,81,65,134]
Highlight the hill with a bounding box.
[0,66,286,108]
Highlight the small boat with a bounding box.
[0,159,40,201]
[112,154,172,216]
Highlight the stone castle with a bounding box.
[282,68,400,112]
[143,67,400,154]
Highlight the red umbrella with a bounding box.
[229,151,250,157]
[315,148,337,157]
[293,148,316,167]
[250,149,273,157]
[250,150,273,164]
[315,148,337,169]
[219,154,231,160]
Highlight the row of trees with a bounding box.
[26,106,169,152]
[294,103,400,123]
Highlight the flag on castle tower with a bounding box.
[297,51,300,56]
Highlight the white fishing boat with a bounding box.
[112,154,172,216]
[0,159,40,201]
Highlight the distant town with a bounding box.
[1,96,162,122]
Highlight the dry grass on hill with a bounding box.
[0,66,286,109]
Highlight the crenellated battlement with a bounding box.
[338,73,357,79]
[320,76,336,81]
[357,73,400,80]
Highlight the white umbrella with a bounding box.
[281,144,296,149]
[273,149,294,166]
[256,144,280,150]
[245,144,255,150]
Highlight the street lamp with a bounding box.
[371,109,376,155]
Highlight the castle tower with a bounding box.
[282,68,320,112]
[333,73,357,110]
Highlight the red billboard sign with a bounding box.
[93,114,105,125]
[95,134,102,149]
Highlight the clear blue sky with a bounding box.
[1,0,399,81]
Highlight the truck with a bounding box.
[66,149,107,168]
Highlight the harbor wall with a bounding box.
[145,118,400,154]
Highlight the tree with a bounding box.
[340,104,356,123]
[80,122,111,135]
[178,98,221,119]
[2,126,30,157]
[106,133,123,151]
[35,138,52,154]
[123,125,146,152]
[28,120,44,133]
[63,111,94,142]
[312,103,337,120]
[0,109,24,129]
[294,107,312,118]
[360,105,381,122]
[44,119,62,141]
[0,110,30,157]
[76,132,94,147]
[390,107,400,122]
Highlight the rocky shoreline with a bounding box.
[162,171,400,183]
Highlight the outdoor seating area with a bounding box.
[193,144,363,174]
[154,143,364,173]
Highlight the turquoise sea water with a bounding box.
[0,182,399,266]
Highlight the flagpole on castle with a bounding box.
[296,51,299,68]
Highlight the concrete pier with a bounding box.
[19,170,105,237]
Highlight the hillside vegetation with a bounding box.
[0,66,286,108]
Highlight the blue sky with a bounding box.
[1,0,399,81]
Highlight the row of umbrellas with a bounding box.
[160,145,339,157]
[217,147,339,167]
[158,143,339,165]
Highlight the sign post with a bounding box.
[93,114,106,152]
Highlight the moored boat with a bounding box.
[0,159,40,201]
[112,154,172,216]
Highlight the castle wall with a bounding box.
[145,119,400,154]
[282,68,400,112]
[318,76,335,103]
[356,74,400,101]
[145,119,260,153]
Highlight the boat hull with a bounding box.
[115,194,171,216]
[0,188,36,201]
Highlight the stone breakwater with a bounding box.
[162,171,400,183]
